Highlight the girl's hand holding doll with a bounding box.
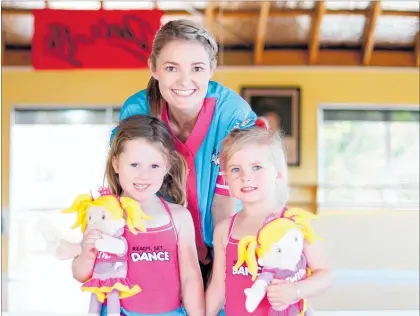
[267,279,300,308]
[81,229,102,260]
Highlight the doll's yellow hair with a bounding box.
[233,208,321,280]
[62,193,150,234]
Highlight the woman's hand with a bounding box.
[266,279,299,308]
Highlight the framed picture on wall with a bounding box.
[241,87,301,166]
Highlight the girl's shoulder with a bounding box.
[213,215,236,243]
[165,202,194,232]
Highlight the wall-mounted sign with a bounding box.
[32,9,163,69]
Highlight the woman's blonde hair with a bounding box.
[106,115,188,206]
[233,208,320,280]
[147,19,218,117]
[62,188,151,234]
[220,125,289,206]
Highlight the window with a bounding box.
[8,107,120,313]
[319,108,419,210]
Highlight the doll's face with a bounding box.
[259,229,304,270]
[86,206,125,236]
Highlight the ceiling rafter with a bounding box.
[204,2,215,35]
[1,6,419,18]
[308,0,326,65]
[1,1,419,68]
[362,0,382,66]
[254,1,271,65]
[415,31,420,67]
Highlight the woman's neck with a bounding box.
[167,103,201,135]
[240,196,284,218]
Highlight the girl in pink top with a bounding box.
[206,120,332,315]
[72,115,204,316]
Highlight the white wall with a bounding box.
[311,210,419,310]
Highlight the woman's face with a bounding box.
[150,40,214,114]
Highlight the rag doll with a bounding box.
[233,208,320,316]
[57,187,151,316]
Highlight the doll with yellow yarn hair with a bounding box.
[234,208,320,315]
[58,187,151,316]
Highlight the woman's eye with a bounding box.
[166,66,176,72]
[130,163,138,168]
[252,165,262,171]
[277,248,282,253]
[194,66,204,72]
[295,236,298,242]
[151,164,159,169]
[101,214,106,220]
[88,215,92,221]
[231,167,239,173]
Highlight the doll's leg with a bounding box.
[106,290,121,316]
[88,293,102,316]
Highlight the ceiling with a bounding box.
[1,0,419,67]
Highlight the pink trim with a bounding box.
[161,99,217,261]
[226,213,240,244]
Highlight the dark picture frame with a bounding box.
[241,87,301,166]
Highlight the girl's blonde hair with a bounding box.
[106,115,188,206]
[62,188,151,234]
[234,208,321,280]
[147,19,218,117]
[220,125,289,206]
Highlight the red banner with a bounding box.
[32,9,163,69]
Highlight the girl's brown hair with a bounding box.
[147,19,218,117]
[105,115,188,206]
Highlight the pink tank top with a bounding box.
[224,214,270,316]
[120,197,181,314]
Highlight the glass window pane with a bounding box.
[112,108,121,124]
[8,108,115,313]
[320,108,419,209]
[14,109,107,125]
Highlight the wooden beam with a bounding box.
[308,0,326,65]
[4,48,416,68]
[362,1,381,65]
[2,6,418,18]
[1,6,419,18]
[204,2,215,34]
[1,25,4,66]
[254,2,271,65]
[415,31,420,67]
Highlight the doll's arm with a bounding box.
[56,239,82,260]
[244,272,274,313]
[95,235,127,256]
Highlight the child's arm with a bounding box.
[205,218,230,316]
[267,240,332,307]
[172,204,205,316]
[71,229,101,283]
[298,240,332,297]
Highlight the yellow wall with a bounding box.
[2,67,419,310]
[1,67,419,271]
